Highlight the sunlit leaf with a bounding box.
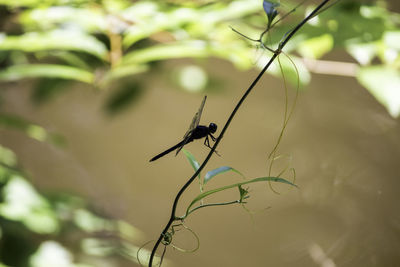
[0,176,59,234]
[0,145,17,167]
[30,241,73,267]
[122,0,261,47]
[204,166,244,184]
[0,31,108,60]
[81,238,114,256]
[298,34,334,59]
[99,64,149,87]
[357,66,400,118]
[74,209,111,233]
[117,220,145,241]
[19,6,106,33]
[346,42,377,65]
[122,41,210,65]
[0,64,94,83]
[122,2,198,47]
[383,31,400,51]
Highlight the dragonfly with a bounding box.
[149,96,218,162]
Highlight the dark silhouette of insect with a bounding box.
[150,96,217,162]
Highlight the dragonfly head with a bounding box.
[209,123,217,133]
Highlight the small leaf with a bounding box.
[263,0,279,25]
[0,64,93,83]
[357,66,400,118]
[182,149,200,172]
[238,185,249,202]
[0,145,17,167]
[204,166,244,184]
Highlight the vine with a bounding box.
[148,1,334,266]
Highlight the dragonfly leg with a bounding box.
[204,135,221,157]
[209,133,217,141]
[204,136,211,148]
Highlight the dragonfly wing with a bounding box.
[183,95,207,139]
[176,96,207,156]
[194,95,207,129]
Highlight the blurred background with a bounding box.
[1,0,400,266]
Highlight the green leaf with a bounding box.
[0,31,108,60]
[357,66,400,118]
[186,176,297,215]
[99,64,149,87]
[122,41,210,65]
[0,176,59,234]
[19,6,106,33]
[383,31,400,51]
[0,64,94,83]
[122,0,261,48]
[122,3,199,47]
[0,145,17,167]
[238,185,249,202]
[182,149,200,172]
[298,34,334,59]
[182,149,201,182]
[204,166,244,184]
[346,42,377,65]
[50,51,92,70]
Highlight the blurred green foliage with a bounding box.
[0,145,148,266]
[0,113,66,145]
[0,0,399,116]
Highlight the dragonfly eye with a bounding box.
[209,123,217,133]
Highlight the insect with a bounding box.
[150,96,217,162]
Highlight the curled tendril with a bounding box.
[165,222,201,253]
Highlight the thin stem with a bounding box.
[148,1,331,266]
[184,199,248,218]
